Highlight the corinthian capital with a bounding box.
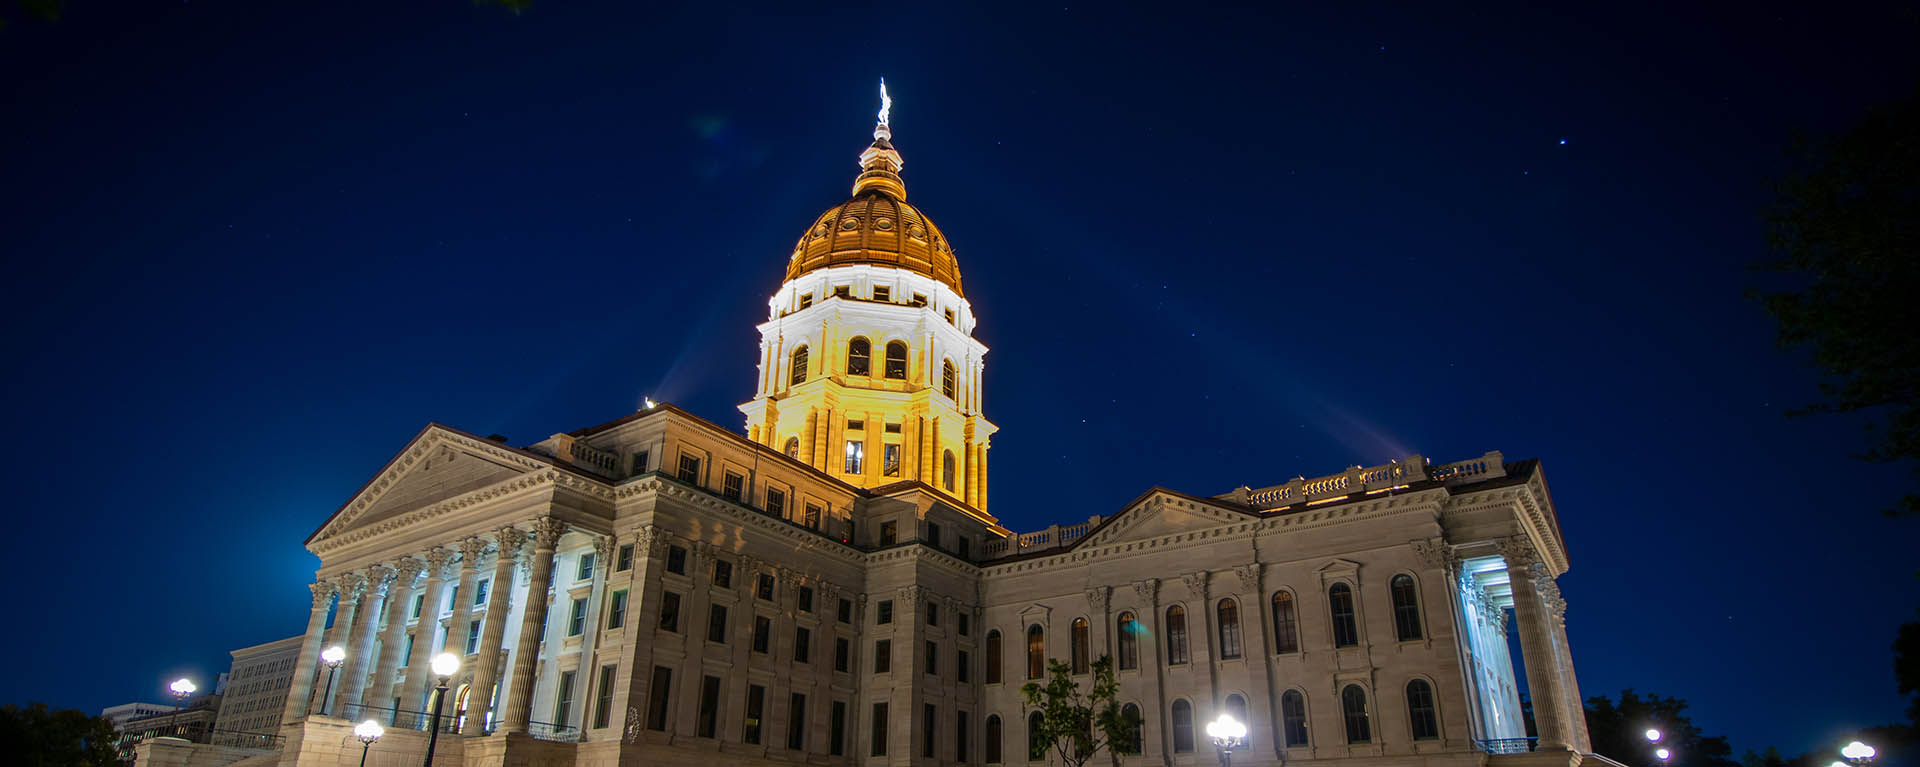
[392,556,426,581]
[1085,585,1110,613]
[309,580,338,609]
[1409,538,1455,572]
[1232,563,1263,594]
[496,526,530,560]
[1180,571,1209,599]
[1131,579,1159,604]
[1496,535,1540,568]
[423,546,455,576]
[334,571,367,598]
[458,536,490,566]
[530,516,567,549]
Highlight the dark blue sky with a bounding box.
[3,0,1915,757]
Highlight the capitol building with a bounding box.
[148,94,1597,767]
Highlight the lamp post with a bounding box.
[318,646,347,717]
[169,678,197,739]
[354,720,384,767]
[1841,742,1876,765]
[1204,713,1248,767]
[422,652,460,767]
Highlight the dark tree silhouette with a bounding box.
[1585,690,1738,767]
[0,703,121,766]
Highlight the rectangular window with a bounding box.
[956,710,970,763]
[593,664,616,729]
[925,641,939,676]
[629,450,649,477]
[883,444,901,477]
[607,590,628,629]
[767,488,787,518]
[944,309,955,324]
[873,286,891,302]
[957,649,970,683]
[871,702,889,756]
[659,591,681,632]
[554,670,576,728]
[958,537,971,560]
[880,521,898,546]
[647,666,672,731]
[713,560,732,588]
[800,293,814,309]
[677,454,701,484]
[798,586,814,612]
[666,545,687,575]
[846,419,865,431]
[788,694,808,750]
[577,552,596,581]
[877,600,893,624]
[959,613,970,637]
[911,293,927,307]
[838,598,853,624]
[754,615,772,654]
[411,593,425,619]
[834,285,851,298]
[757,574,775,601]
[927,522,942,549]
[567,597,587,636]
[831,700,848,756]
[723,471,744,502]
[697,675,722,738]
[708,605,729,643]
[927,602,939,626]
[794,627,812,663]
[466,621,481,654]
[845,440,864,474]
[474,579,490,605]
[616,544,633,572]
[805,503,822,529]
[401,633,414,665]
[874,640,891,673]
[835,637,850,672]
[923,703,937,759]
[745,684,767,744]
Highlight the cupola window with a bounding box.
[873,286,891,302]
[847,337,871,376]
[884,341,908,380]
[941,360,957,399]
[791,345,809,386]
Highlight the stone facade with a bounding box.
[214,635,302,736]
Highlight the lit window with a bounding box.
[847,337,871,376]
[1272,591,1300,653]
[941,360,957,399]
[883,444,901,477]
[1026,625,1045,680]
[942,450,956,492]
[884,341,908,379]
[791,346,809,386]
[845,440,865,474]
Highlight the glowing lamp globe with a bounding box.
[431,652,460,677]
[322,646,346,664]
[355,719,384,742]
[169,678,196,696]
[1831,762,1850,767]
[1842,743,1876,761]
[1205,714,1248,741]
[1656,748,1672,761]
[1646,729,1662,743]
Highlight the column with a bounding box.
[502,517,568,733]
[283,579,336,723]
[465,526,527,735]
[1542,580,1591,752]
[399,547,455,718]
[336,567,389,718]
[442,537,488,670]
[321,573,366,717]
[978,443,988,512]
[367,557,426,714]
[1499,539,1568,751]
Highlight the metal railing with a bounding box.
[337,702,459,733]
[527,720,581,743]
[1475,737,1539,754]
[207,729,286,749]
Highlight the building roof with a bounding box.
[783,122,964,296]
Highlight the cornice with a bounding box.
[642,477,869,567]
[310,469,564,556]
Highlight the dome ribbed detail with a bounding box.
[782,120,964,296]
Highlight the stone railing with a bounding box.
[982,516,1104,558]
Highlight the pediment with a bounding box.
[1078,491,1251,549]
[307,425,554,545]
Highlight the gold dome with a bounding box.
[784,122,965,296]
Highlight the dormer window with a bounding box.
[873,286,891,302]
[910,294,927,307]
[834,285,852,299]
[799,293,813,310]
[944,309,955,325]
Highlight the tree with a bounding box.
[1757,85,1920,518]
[1585,690,1738,767]
[1896,618,1920,725]
[0,703,122,767]
[1020,656,1141,767]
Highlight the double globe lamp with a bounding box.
[1828,740,1877,767]
[422,652,461,767]
[353,720,384,767]
[1204,713,1248,767]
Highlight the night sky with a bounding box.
[3,0,1916,757]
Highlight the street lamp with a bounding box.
[1842,742,1876,763]
[1657,748,1672,762]
[1646,729,1663,743]
[1204,713,1248,767]
[422,652,460,767]
[354,720,384,767]
[318,646,347,716]
[169,678,197,739]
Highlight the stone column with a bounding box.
[502,517,567,733]
[1541,579,1591,752]
[1499,538,1569,751]
[367,557,425,714]
[399,547,455,717]
[442,537,488,668]
[336,567,389,718]
[464,526,527,735]
[284,579,337,723]
[321,573,366,717]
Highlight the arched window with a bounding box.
[1281,690,1309,747]
[986,715,1003,764]
[1027,711,1046,761]
[884,341,908,380]
[943,450,956,492]
[1271,591,1300,654]
[453,683,472,730]
[1217,598,1242,659]
[1391,574,1423,641]
[986,630,1002,684]
[1116,612,1139,670]
[784,437,800,459]
[1225,694,1249,732]
[847,337,871,376]
[942,359,957,399]
[1070,618,1090,674]
[790,345,809,386]
[1165,606,1189,665]
[1120,703,1143,754]
[1328,583,1359,648]
[1170,700,1194,753]
[1341,685,1371,744]
[1026,625,1046,680]
[1406,680,1439,740]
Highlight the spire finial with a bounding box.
[877,78,891,129]
[853,79,906,199]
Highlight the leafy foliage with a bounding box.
[0,703,122,767]
[1020,656,1141,767]
[1757,86,1920,517]
[1585,690,1738,767]
[1897,619,1920,725]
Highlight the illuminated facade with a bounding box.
[186,93,1601,767]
